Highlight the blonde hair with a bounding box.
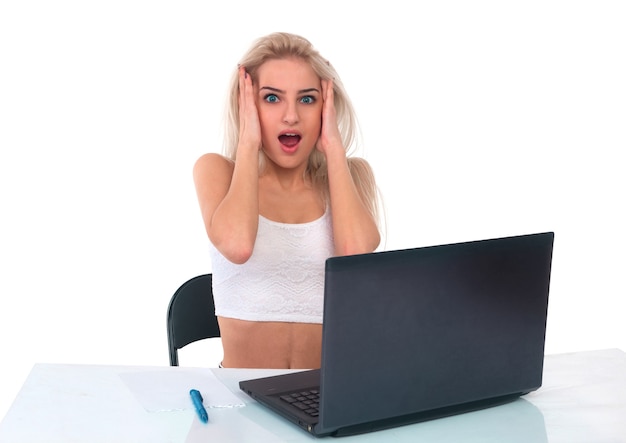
[222,32,382,229]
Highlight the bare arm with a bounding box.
[193,67,262,264]
[193,151,258,264]
[317,80,381,256]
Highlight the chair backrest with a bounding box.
[166,274,220,366]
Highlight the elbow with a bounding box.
[211,235,255,264]
[335,235,380,257]
[208,221,258,264]
[227,247,254,265]
[335,246,372,257]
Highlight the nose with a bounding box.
[282,102,299,125]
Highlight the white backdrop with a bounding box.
[1,1,624,419]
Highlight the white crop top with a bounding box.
[208,209,334,324]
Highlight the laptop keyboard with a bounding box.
[279,390,320,417]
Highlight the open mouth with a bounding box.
[278,133,301,148]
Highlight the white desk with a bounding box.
[1,349,625,442]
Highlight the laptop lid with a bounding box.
[315,232,554,435]
[240,232,554,437]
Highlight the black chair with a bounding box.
[166,274,221,366]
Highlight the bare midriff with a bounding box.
[218,317,322,369]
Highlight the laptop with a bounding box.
[239,232,554,437]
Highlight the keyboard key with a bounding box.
[280,390,321,417]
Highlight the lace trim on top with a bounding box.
[209,210,334,323]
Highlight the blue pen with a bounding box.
[190,389,209,423]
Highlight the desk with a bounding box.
[1,349,625,442]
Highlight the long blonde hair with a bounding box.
[222,32,382,229]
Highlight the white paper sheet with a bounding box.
[119,368,245,412]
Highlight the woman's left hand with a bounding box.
[316,79,344,155]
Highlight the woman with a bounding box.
[193,32,381,369]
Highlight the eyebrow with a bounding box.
[259,86,320,94]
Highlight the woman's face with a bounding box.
[254,57,322,170]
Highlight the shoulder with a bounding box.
[346,157,375,178]
[347,156,372,168]
[193,153,234,180]
[194,152,233,171]
[346,157,378,197]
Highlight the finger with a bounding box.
[239,68,255,118]
[238,66,246,91]
[244,69,254,101]
[316,79,324,119]
[238,66,246,110]
[326,78,334,103]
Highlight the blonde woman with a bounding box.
[194,32,381,369]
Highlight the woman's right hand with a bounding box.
[237,66,262,152]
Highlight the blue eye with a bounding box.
[265,94,279,103]
[300,96,315,104]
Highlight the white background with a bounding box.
[1,1,624,420]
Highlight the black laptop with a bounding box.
[239,232,554,437]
